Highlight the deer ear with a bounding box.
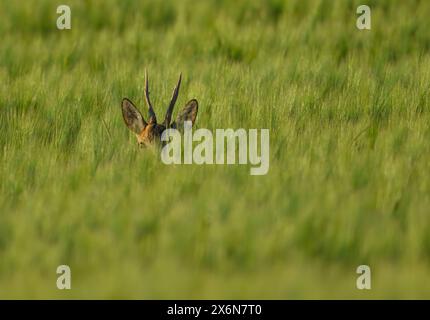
[171,99,198,129]
[121,98,147,134]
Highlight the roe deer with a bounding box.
[121,70,198,147]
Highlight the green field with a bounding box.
[1,0,430,299]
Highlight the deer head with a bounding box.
[121,70,198,148]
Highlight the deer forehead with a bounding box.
[138,124,166,141]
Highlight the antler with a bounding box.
[144,69,157,123]
[164,73,182,128]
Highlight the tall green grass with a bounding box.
[1,0,430,298]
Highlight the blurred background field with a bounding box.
[1,0,430,298]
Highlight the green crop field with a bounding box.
[1,0,430,299]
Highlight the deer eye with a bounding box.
[138,141,145,148]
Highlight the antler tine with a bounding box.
[164,73,182,127]
[144,69,157,123]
